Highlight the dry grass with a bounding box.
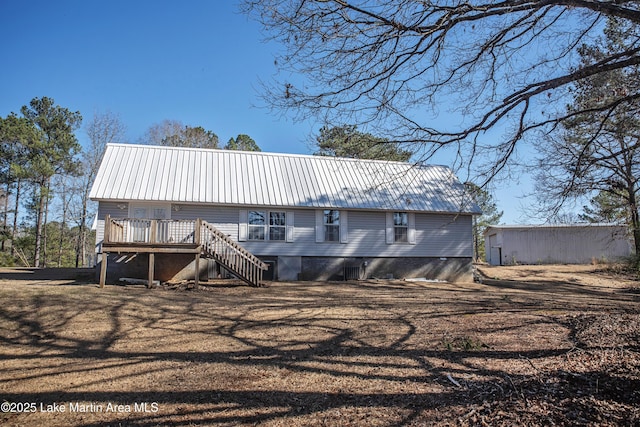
[0,265,638,426]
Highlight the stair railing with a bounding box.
[200,220,268,287]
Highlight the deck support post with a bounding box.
[194,218,202,288]
[148,253,155,288]
[194,253,200,287]
[99,252,107,288]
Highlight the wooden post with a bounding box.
[194,218,202,287]
[195,218,201,245]
[99,251,107,288]
[148,253,155,289]
[150,219,157,244]
[104,214,111,244]
[100,214,111,288]
[194,253,200,287]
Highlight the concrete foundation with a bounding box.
[98,253,473,284]
[277,256,302,281]
[298,256,472,283]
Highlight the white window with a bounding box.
[130,205,169,220]
[315,210,348,243]
[323,210,340,242]
[386,212,416,245]
[269,212,286,241]
[245,210,288,241]
[394,212,409,243]
[248,211,266,240]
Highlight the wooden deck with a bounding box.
[100,216,268,288]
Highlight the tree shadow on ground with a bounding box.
[0,279,638,426]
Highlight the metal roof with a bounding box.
[89,143,481,214]
[484,224,626,235]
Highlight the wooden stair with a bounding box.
[200,220,269,287]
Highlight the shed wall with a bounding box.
[497,226,631,265]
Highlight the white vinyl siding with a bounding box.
[95,201,129,247]
[173,205,239,239]
[98,202,472,258]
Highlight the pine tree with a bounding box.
[465,183,503,261]
[536,18,640,254]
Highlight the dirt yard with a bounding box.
[0,264,638,426]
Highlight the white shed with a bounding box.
[484,224,632,265]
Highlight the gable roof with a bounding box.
[89,143,480,214]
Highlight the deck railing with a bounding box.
[102,215,268,286]
[104,216,197,245]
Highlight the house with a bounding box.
[484,224,632,266]
[90,143,481,285]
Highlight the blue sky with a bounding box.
[1,1,316,150]
[0,0,533,223]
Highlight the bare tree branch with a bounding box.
[244,0,640,182]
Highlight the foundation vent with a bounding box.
[344,266,362,281]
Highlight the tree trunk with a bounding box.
[1,182,8,252]
[57,205,67,268]
[75,223,83,268]
[41,179,51,267]
[629,189,640,255]
[33,185,46,268]
[10,178,21,257]
[75,186,89,268]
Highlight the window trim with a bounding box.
[393,212,409,243]
[240,210,292,242]
[386,212,416,245]
[268,211,287,242]
[323,209,340,242]
[247,210,267,241]
[316,209,348,243]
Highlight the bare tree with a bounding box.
[78,110,126,267]
[142,119,184,146]
[142,119,219,148]
[243,0,640,182]
[535,18,640,253]
[53,176,73,267]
